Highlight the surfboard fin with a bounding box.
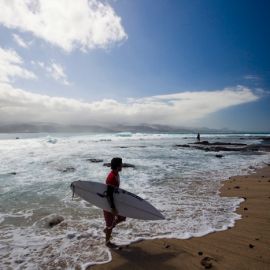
[97,191,107,198]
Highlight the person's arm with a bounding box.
[107,185,117,213]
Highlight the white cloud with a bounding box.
[0,46,36,83]
[31,60,70,85]
[12,33,30,48]
[0,85,259,126]
[37,61,45,68]
[244,75,261,81]
[45,62,70,85]
[0,0,127,52]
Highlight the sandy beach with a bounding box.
[91,164,270,270]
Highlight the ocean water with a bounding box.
[0,132,269,269]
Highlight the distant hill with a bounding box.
[0,122,240,133]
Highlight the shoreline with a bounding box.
[91,165,270,270]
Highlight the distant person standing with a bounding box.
[197,133,200,142]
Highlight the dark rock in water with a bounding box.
[244,207,248,210]
[67,233,76,239]
[8,172,17,175]
[192,141,246,146]
[15,137,20,139]
[15,259,24,264]
[86,158,103,163]
[191,141,248,153]
[247,144,270,152]
[213,146,244,152]
[261,137,270,142]
[77,233,91,240]
[234,186,240,189]
[212,142,246,146]
[194,146,245,152]
[47,138,57,144]
[115,145,147,149]
[215,154,223,158]
[123,163,136,168]
[175,140,267,153]
[249,244,254,248]
[58,167,76,173]
[45,160,53,164]
[48,216,64,228]
[175,144,190,147]
[194,137,270,152]
[193,141,209,145]
[200,257,213,269]
[103,163,136,168]
[198,251,203,256]
[215,146,243,151]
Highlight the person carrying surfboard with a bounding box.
[103,157,126,247]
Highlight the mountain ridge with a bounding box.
[0,122,254,133]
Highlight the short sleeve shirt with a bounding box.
[106,171,120,188]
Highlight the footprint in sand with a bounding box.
[200,256,214,269]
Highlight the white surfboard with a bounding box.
[70,181,165,220]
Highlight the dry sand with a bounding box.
[91,164,270,270]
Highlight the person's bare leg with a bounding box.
[104,227,112,244]
[105,228,118,248]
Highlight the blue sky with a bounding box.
[0,0,269,131]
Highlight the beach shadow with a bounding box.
[109,245,179,270]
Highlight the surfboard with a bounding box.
[70,181,165,220]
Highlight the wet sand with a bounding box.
[91,165,270,270]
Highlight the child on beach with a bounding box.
[103,157,126,247]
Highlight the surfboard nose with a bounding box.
[149,210,165,220]
[159,213,166,220]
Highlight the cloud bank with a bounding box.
[0,84,259,126]
[0,0,127,52]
